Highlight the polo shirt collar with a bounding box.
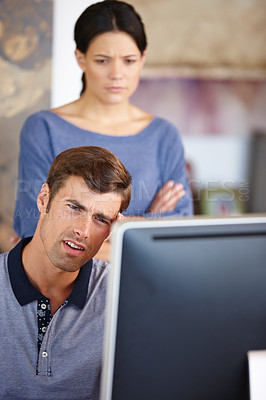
[8,238,93,310]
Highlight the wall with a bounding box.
[0,0,52,252]
[131,77,266,183]
[132,0,266,78]
[51,0,96,107]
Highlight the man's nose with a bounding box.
[74,216,91,239]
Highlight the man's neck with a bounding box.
[22,235,79,315]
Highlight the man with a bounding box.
[0,146,131,400]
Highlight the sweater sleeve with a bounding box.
[13,113,55,238]
[146,120,194,217]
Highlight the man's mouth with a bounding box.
[64,240,85,251]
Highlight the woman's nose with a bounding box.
[109,59,123,79]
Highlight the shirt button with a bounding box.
[42,351,48,358]
[41,304,47,310]
[42,327,47,333]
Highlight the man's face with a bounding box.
[38,176,122,272]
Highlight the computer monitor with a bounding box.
[247,131,266,213]
[100,215,266,400]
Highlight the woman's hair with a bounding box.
[74,0,147,95]
[46,146,132,213]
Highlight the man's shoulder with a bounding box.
[90,258,110,285]
[0,251,8,266]
[0,252,9,285]
[92,258,110,271]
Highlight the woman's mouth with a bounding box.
[106,86,124,93]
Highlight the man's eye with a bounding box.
[95,59,108,64]
[68,204,79,211]
[96,216,109,225]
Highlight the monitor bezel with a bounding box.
[100,214,266,400]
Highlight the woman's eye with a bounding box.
[95,59,107,64]
[125,59,136,64]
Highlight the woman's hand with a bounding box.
[147,180,186,214]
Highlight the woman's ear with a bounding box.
[37,183,50,213]
[75,48,86,71]
[141,50,147,67]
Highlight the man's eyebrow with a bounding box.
[66,199,86,211]
[95,212,115,224]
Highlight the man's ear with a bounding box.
[37,183,50,213]
[75,48,86,71]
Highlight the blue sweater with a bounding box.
[13,111,193,237]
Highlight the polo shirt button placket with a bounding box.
[37,346,50,376]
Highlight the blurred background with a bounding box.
[1,0,266,252]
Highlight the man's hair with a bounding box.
[46,146,132,212]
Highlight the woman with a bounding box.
[13,0,193,242]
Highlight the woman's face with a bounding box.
[75,31,146,105]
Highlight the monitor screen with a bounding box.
[100,215,266,400]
